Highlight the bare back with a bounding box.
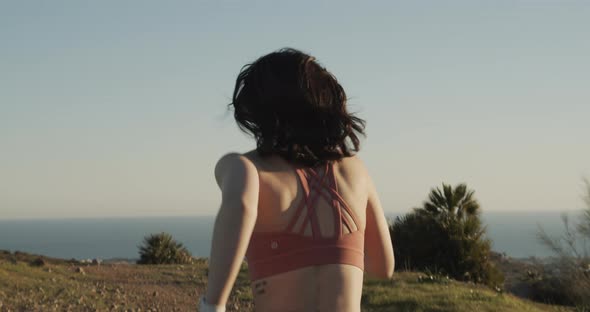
[243,151,372,312]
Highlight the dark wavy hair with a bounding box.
[230,48,366,166]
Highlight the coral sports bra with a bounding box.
[245,161,365,281]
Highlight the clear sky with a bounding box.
[1,1,589,219]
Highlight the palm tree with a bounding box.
[390,182,503,286]
[421,183,480,220]
[137,232,193,265]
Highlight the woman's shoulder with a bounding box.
[215,150,257,165]
[337,154,368,173]
[213,151,258,187]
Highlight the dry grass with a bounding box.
[0,252,574,312]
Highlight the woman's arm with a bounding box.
[204,153,259,307]
[363,172,395,280]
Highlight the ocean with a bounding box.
[0,211,584,261]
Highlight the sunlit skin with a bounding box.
[205,151,394,311]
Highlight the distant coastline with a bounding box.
[0,210,584,260]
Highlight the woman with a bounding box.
[200,48,394,312]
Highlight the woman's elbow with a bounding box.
[366,259,395,280]
[379,263,395,279]
[386,260,395,279]
[372,268,394,280]
[382,254,395,279]
[391,253,395,275]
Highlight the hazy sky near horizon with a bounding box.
[1,1,589,219]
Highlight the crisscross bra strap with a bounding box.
[285,162,361,239]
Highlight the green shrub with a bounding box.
[533,178,590,308]
[390,183,504,288]
[137,232,193,265]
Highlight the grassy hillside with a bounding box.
[0,252,572,312]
